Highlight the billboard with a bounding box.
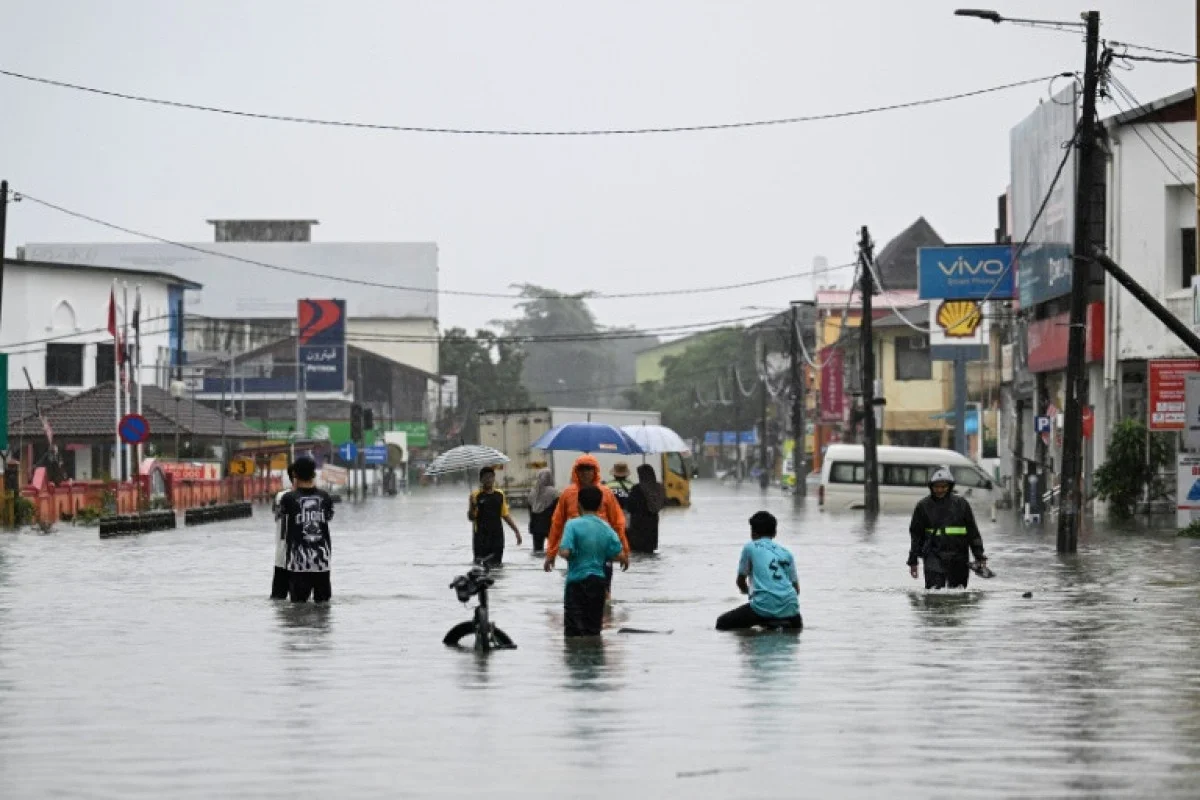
[1148,359,1200,430]
[929,299,990,361]
[1026,303,1105,373]
[298,299,346,393]
[1011,85,1077,308]
[20,242,438,320]
[819,347,844,422]
[918,245,1015,300]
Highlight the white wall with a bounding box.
[0,264,178,392]
[1109,118,1198,361]
[347,318,439,376]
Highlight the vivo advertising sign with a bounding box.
[918,245,1015,300]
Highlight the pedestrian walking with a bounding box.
[527,468,559,556]
[469,466,522,565]
[270,462,296,599]
[280,456,336,603]
[907,466,987,589]
[606,462,635,515]
[626,463,665,554]
[715,511,803,631]
[544,456,629,597]
[559,485,628,637]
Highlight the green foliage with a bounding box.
[13,496,35,527]
[1178,519,1200,538]
[626,328,761,441]
[72,505,106,526]
[498,285,624,408]
[439,327,531,442]
[1094,418,1172,520]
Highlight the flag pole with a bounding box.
[110,282,122,481]
[122,282,131,481]
[134,285,144,469]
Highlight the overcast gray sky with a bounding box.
[1,0,1194,333]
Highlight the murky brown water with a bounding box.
[1,482,1198,798]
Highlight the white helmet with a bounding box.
[929,466,955,490]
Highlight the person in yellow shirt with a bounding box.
[469,466,522,565]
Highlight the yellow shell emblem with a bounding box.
[936,300,982,338]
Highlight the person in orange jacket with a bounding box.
[544,455,630,592]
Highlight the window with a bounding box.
[1182,228,1196,290]
[665,452,687,477]
[883,464,929,487]
[829,462,864,484]
[46,344,84,387]
[894,337,932,381]
[950,466,989,488]
[96,345,115,385]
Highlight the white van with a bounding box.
[819,444,998,513]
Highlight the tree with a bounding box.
[1093,418,1172,520]
[498,284,622,408]
[438,328,530,442]
[626,328,759,441]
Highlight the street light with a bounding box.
[955,6,1101,555]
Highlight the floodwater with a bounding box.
[1,483,1199,799]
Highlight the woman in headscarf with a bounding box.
[527,468,559,555]
[627,463,666,553]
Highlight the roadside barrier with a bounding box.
[98,510,178,539]
[183,502,254,526]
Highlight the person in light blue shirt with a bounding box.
[559,485,628,637]
[716,511,803,630]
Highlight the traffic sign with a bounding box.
[337,442,358,462]
[1035,415,1051,434]
[229,457,256,476]
[363,445,388,465]
[119,413,151,445]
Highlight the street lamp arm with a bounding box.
[955,8,1086,30]
[955,9,1003,23]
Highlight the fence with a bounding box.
[16,468,282,526]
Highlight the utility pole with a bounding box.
[1058,10,1102,554]
[790,303,806,498]
[732,365,742,483]
[0,180,8,334]
[859,226,880,515]
[759,340,769,489]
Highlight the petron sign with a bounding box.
[918,245,1015,300]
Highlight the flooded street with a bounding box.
[2,482,1200,798]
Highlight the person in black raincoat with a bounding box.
[907,466,987,589]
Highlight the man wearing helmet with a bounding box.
[907,465,987,589]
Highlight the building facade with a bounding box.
[0,259,196,394]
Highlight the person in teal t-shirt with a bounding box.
[559,485,628,637]
[715,511,803,631]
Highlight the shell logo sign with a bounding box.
[935,300,983,338]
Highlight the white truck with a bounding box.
[477,406,662,506]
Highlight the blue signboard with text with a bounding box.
[704,430,760,446]
[363,445,388,464]
[918,245,1015,300]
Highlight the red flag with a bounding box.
[107,288,124,364]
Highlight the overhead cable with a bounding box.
[0,69,1064,136]
[13,189,854,301]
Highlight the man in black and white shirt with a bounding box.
[270,463,296,599]
[279,456,335,603]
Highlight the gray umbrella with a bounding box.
[424,445,510,476]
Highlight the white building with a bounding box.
[20,233,440,375]
[0,259,198,393]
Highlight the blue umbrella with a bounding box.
[532,422,645,455]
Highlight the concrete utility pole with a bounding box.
[1058,10,1102,554]
[0,180,8,334]
[732,365,742,483]
[859,226,880,515]
[759,340,769,489]
[790,303,807,498]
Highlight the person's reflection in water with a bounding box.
[907,590,981,628]
[561,637,611,692]
[274,602,333,656]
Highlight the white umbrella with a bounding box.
[425,445,510,476]
[621,424,688,454]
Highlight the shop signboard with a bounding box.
[1148,359,1200,430]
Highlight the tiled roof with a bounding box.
[7,389,69,419]
[8,382,264,440]
[875,217,945,291]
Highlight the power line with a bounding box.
[1108,41,1198,62]
[0,69,1065,136]
[1108,82,1200,197]
[14,190,854,301]
[1108,76,1198,170]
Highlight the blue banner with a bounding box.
[1017,242,1073,308]
[704,430,758,446]
[918,245,1015,300]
